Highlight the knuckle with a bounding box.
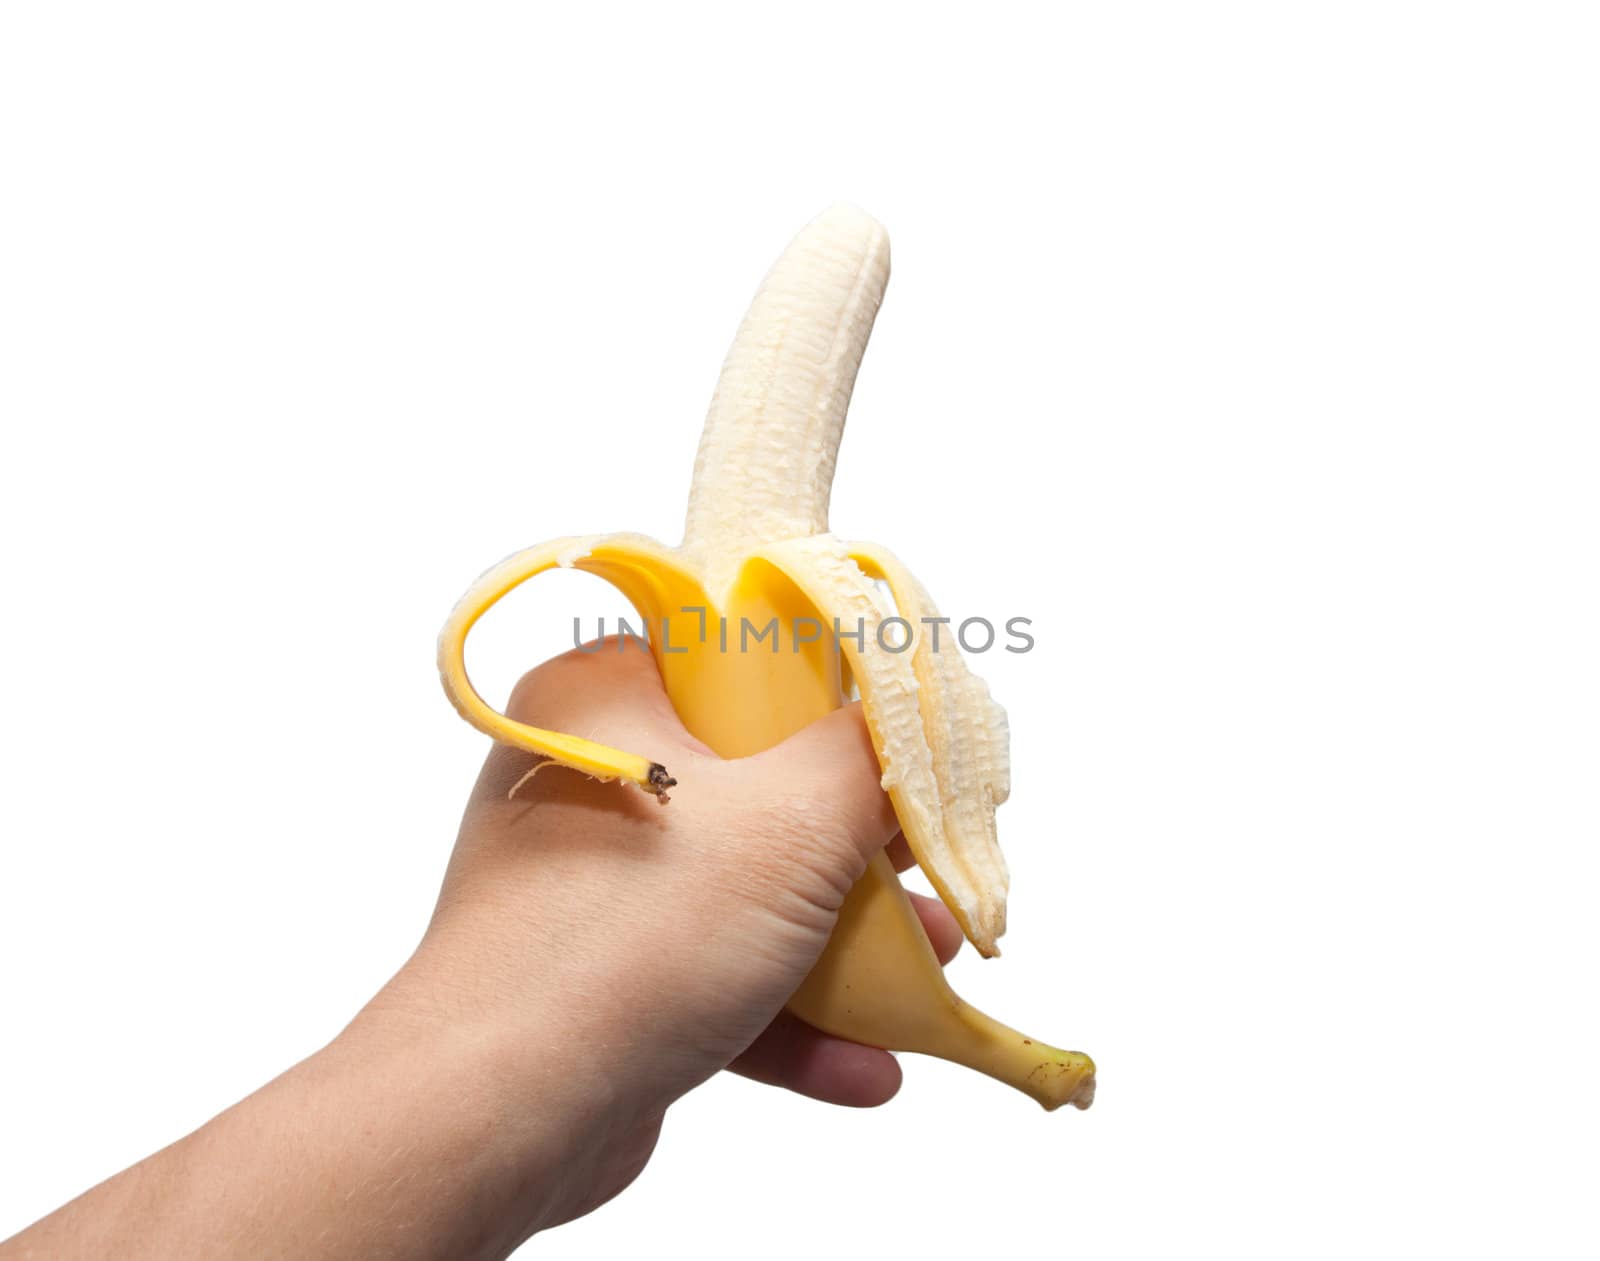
[505,636,658,726]
[747,793,865,899]
[504,663,566,725]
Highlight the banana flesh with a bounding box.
[436,205,1094,1109]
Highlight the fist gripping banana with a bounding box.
[438,205,1094,1110]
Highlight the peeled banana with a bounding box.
[438,205,1094,1111]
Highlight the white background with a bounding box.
[2,3,1596,1257]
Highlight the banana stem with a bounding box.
[931,1004,1097,1112]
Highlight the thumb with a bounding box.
[747,703,901,867]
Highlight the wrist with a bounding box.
[345,942,656,1241]
[330,984,574,1249]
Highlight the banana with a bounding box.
[437,205,1095,1110]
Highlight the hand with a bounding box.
[1,639,966,1259]
[374,638,965,1230]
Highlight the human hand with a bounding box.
[369,638,966,1231]
[0,639,968,1259]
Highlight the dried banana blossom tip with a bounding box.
[647,763,677,803]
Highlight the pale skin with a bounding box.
[1,641,966,1259]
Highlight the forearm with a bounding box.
[3,997,571,1261]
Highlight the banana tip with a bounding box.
[647,763,677,804]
